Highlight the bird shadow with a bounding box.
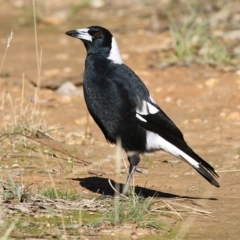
[71,176,217,200]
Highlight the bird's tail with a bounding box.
[180,150,220,187]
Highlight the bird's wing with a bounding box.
[136,97,184,141]
[135,97,219,187]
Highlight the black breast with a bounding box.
[83,58,148,152]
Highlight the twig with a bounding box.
[163,200,183,220]
[0,31,13,73]
[167,201,212,215]
[108,179,128,199]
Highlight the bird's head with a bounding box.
[65,26,123,64]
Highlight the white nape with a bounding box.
[107,37,123,64]
[136,100,159,115]
[146,131,200,168]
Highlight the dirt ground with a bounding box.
[1,1,240,239]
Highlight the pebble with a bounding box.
[66,224,81,229]
[235,80,240,86]
[220,112,226,117]
[59,37,68,45]
[55,53,69,60]
[131,232,138,240]
[164,159,181,164]
[204,78,219,87]
[91,0,105,8]
[176,99,182,106]
[41,10,69,25]
[223,30,240,41]
[56,81,82,96]
[121,53,129,60]
[191,118,202,123]
[11,164,20,168]
[165,96,172,102]
[12,0,25,8]
[185,172,196,175]
[63,67,72,73]
[227,112,240,121]
[58,95,72,103]
[43,68,60,77]
[154,87,162,92]
[13,204,30,213]
[75,117,88,125]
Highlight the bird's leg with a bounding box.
[122,154,140,195]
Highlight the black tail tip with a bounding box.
[211,179,220,188]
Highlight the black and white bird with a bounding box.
[65,26,220,194]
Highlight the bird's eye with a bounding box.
[93,31,102,37]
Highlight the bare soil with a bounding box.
[1,1,240,239]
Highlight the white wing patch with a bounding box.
[146,131,200,168]
[136,100,159,116]
[108,37,123,64]
[136,113,147,122]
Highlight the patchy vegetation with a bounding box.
[1,0,240,239]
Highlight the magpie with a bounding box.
[65,26,220,194]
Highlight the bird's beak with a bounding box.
[65,28,92,42]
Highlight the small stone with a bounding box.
[141,169,149,174]
[235,80,240,85]
[164,159,181,164]
[220,112,226,117]
[66,224,81,229]
[212,29,224,37]
[170,175,179,178]
[75,117,87,125]
[12,164,20,168]
[223,30,240,41]
[227,112,240,121]
[59,37,68,45]
[155,87,162,92]
[63,67,72,73]
[204,78,219,87]
[121,53,129,60]
[191,118,202,123]
[176,99,182,106]
[56,81,81,96]
[59,95,72,103]
[90,0,105,8]
[41,10,68,25]
[43,68,60,77]
[14,204,30,213]
[165,96,172,102]
[131,232,138,240]
[55,53,69,60]
[13,0,25,8]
